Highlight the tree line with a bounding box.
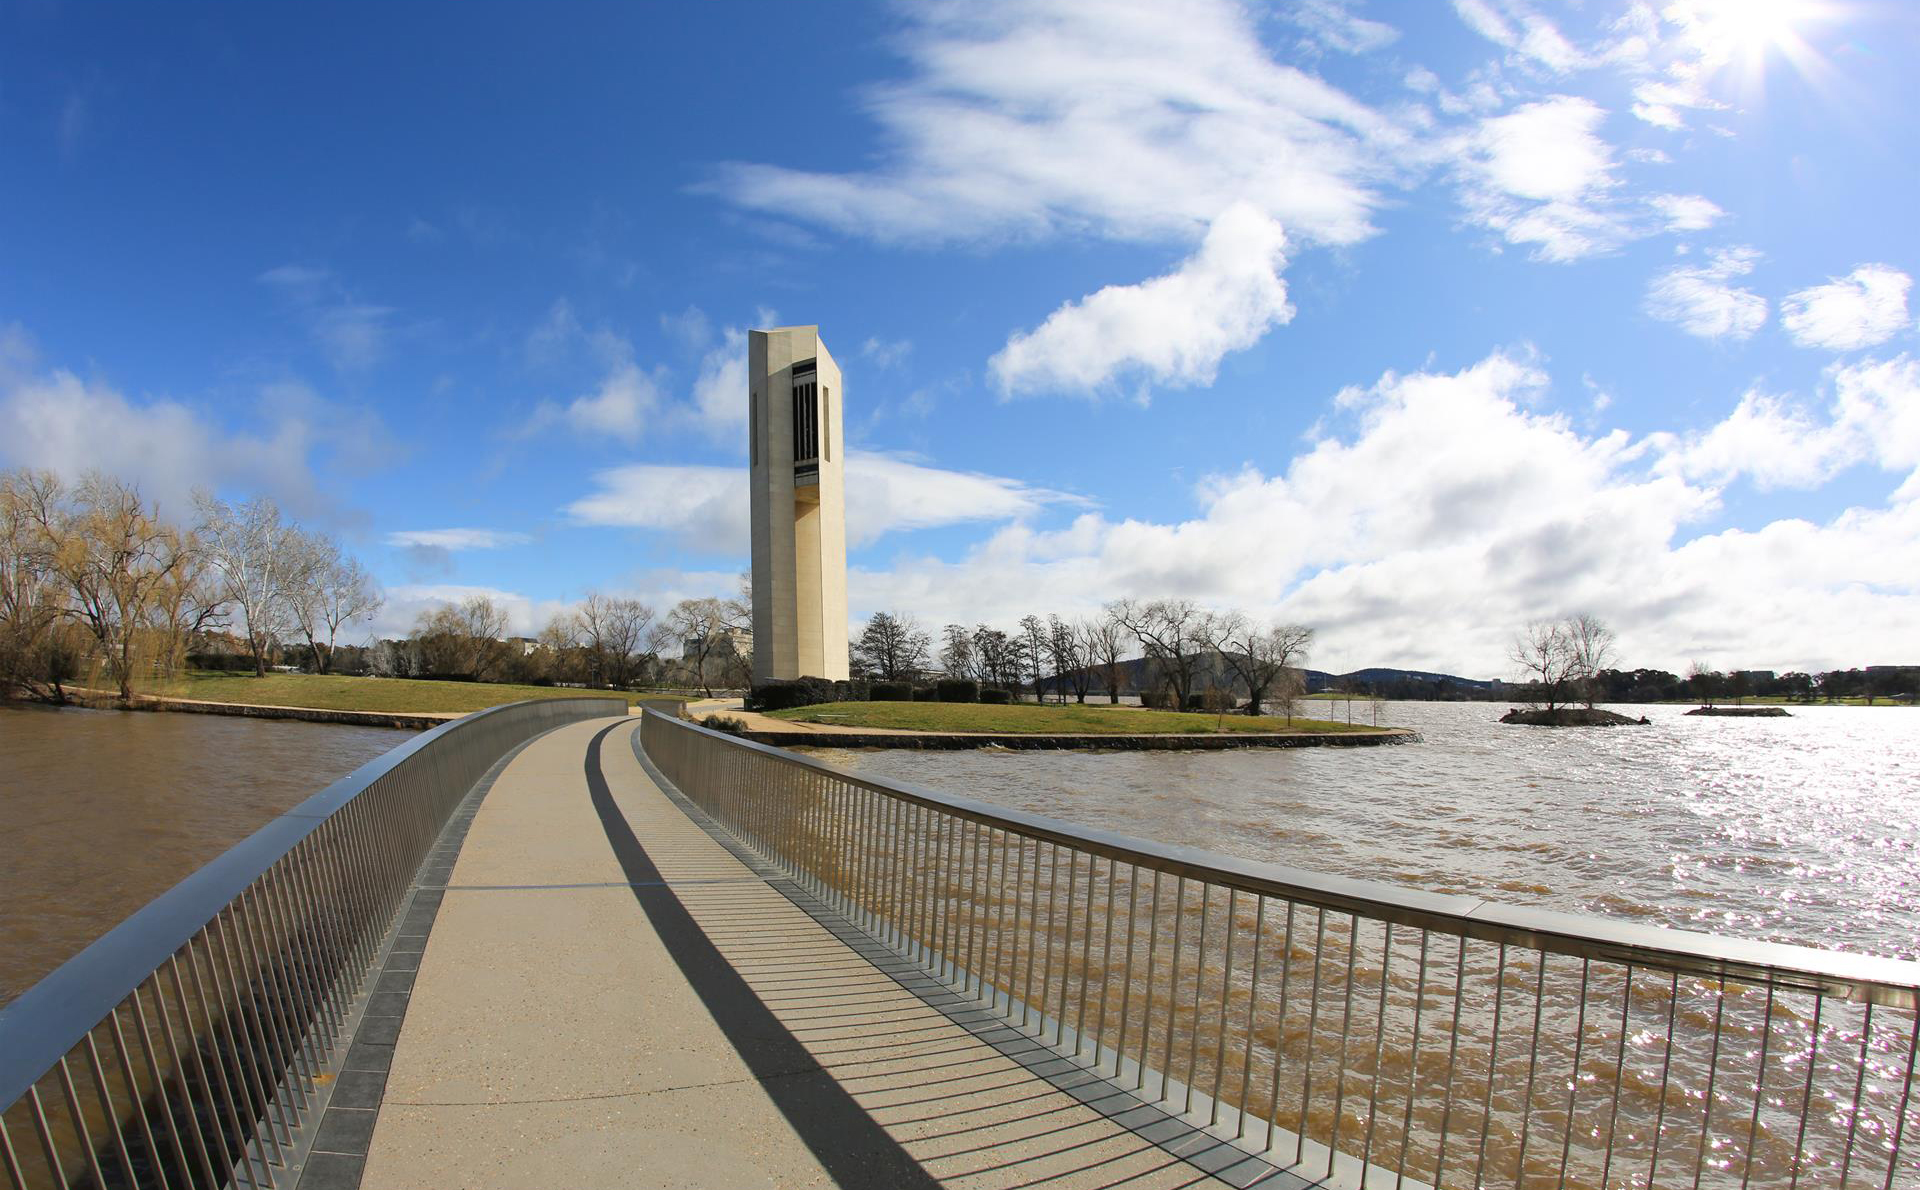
[1,469,380,701]
[359,588,751,697]
[850,597,1316,718]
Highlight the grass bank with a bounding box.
[147,671,683,715]
[768,701,1387,735]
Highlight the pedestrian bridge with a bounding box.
[3,700,1916,1189]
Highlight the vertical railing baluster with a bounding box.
[1235,895,1267,1141]
[1474,943,1509,1190]
[1185,884,1213,1115]
[1363,922,1395,1172]
[1397,931,1431,1190]
[1789,996,1825,1190]
[1210,887,1239,1127]
[1328,914,1362,1181]
[1514,952,1548,1189]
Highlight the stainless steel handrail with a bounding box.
[642,708,1920,1189]
[0,696,625,1189]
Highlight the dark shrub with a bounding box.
[1184,693,1207,711]
[871,681,911,701]
[747,676,836,711]
[979,687,1013,704]
[1139,687,1170,709]
[701,713,748,735]
[936,678,979,703]
[911,686,937,701]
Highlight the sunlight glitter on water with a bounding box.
[807,701,1920,959]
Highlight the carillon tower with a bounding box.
[748,326,848,682]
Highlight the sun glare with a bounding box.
[1672,0,1834,94]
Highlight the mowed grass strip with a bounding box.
[154,671,680,715]
[768,701,1386,735]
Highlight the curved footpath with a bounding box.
[318,714,1284,1189]
[686,698,1418,750]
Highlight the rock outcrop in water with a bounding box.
[1685,705,1792,717]
[1500,707,1649,726]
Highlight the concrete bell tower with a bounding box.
[749,326,848,682]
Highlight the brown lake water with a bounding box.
[0,704,402,1006]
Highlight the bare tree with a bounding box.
[1108,598,1207,708]
[669,597,739,696]
[1205,612,1315,719]
[854,611,931,682]
[38,476,201,699]
[1048,615,1092,703]
[0,470,80,699]
[412,595,510,680]
[939,623,976,681]
[1017,614,1048,702]
[196,493,313,676]
[1563,613,1617,708]
[1510,618,1582,710]
[1080,614,1127,704]
[292,534,383,674]
[578,592,655,687]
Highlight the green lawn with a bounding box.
[149,671,684,715]
[768,700,1388,735]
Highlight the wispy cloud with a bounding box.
[385,528,532,550]
[707,0,1403,250]
[1645,246,1767,341]
[565,451,1085,550]
[1282,0,1399,56]
[258,265,396,371]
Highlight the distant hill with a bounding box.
[1038,655,1497,699]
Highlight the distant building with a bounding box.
[683,626,752,659]
[748,326,848,682]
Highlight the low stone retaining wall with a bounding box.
[744,727,1420,750]
[67,689,461,731]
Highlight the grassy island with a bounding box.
[767,701,1387,735]
[140,672,682,715]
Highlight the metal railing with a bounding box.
[642,710,1920,1190]
[0,696,625,1190]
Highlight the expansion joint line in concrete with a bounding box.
[623,724,1303,1190]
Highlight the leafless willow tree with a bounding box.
[1109,597,1207,707]
[1205,611,1315,719]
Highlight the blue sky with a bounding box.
[4,0,1917,676]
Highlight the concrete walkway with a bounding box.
[354,716,1268,1190]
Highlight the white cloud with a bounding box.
[860,337,913,369]
[1284,0,1399,55]
[385,528,531,550]
[1645,246,1767,340]
[1454,96,1628,261]
[1779,265,1912,352]
[708,0,1403,250]
[1450,0,1587,73]
[842,352,1919,675]
[371,584,571,642]
[1648,193,1722,232]
[524,362,665,443]
[1655,355,1920,498]
[564,451,1082,551]
[689,327,749,442]
[0,328,384,521]
[989,203,1293,396]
